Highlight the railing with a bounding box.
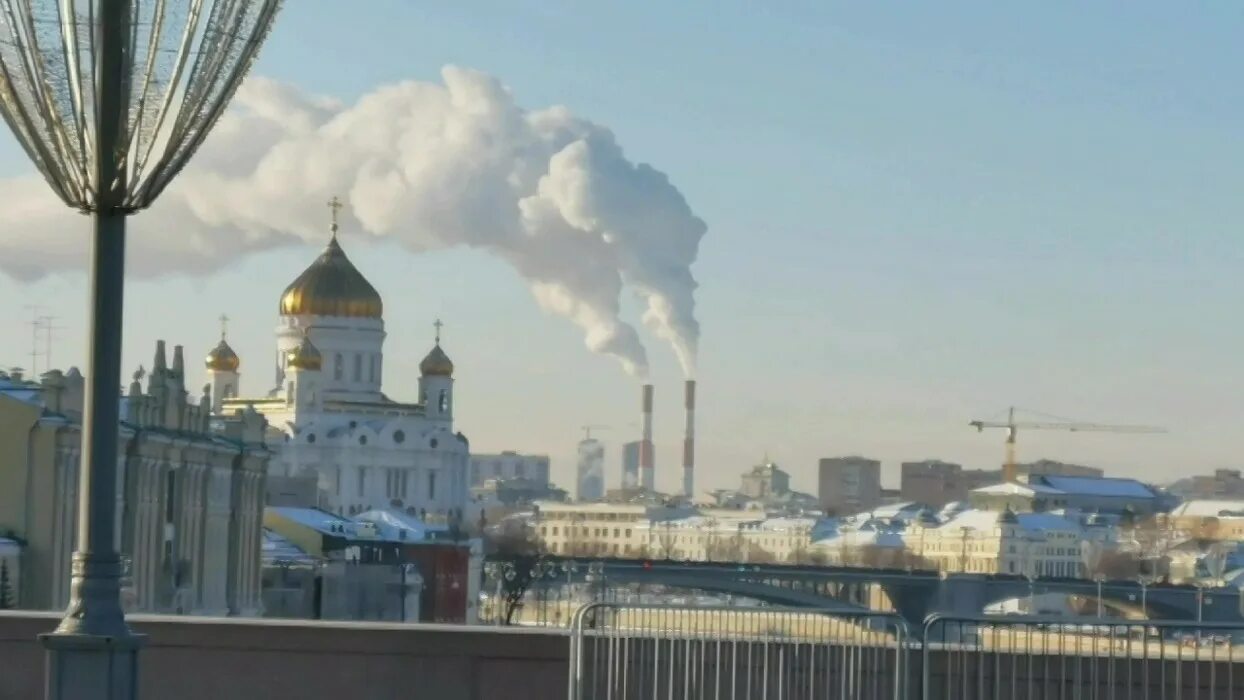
[568,603,912,700]
[568,606,1244,699]
[922,614,1244,700]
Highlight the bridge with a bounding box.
[505,555,1244,626]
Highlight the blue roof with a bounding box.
[261,529,318,566]
[1037,475,1155,499]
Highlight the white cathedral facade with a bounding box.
[206,205,470,523]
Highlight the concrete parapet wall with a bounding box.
[0,612,568,699]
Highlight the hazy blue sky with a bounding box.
[1,2,1242,493]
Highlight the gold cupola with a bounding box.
[278,197,383,319]
[205,339,239,372]
[205,315,240,372]
[285,333,323,371]
[419,319,454,377]
[419,344,454,377]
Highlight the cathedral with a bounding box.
[208,199,470,522]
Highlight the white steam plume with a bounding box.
[0,67,705,377]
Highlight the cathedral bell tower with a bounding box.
[205,314,240,414]
[284,331,323,414]
[418,319,454,423]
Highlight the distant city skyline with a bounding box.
[2,2,1242,493]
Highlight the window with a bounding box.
[438,389,449,414]
[334,353,343,380]
[357,467,367,497]
[393,430,405,444]
[552,527,559,536]
[353,353,362,381]
[334,467,342,494]
[400,471,409,498]
[165,473,176,522]
[428,471,436,500]
[369,354,377,383]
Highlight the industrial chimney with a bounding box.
[682,380,696,498]
[640,384,655,491]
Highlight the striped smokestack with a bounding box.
[640,383,654,490]
[682,380,695,498]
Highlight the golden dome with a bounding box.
[279,236,383,319]
[205,338,240,372]
[286,334,323,371]
[420,344,454,377]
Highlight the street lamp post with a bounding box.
[0,4,281,698]
[1094,575,1105,619]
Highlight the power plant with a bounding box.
[639,384,655,491]
[682,379,696,498]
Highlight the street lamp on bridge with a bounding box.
[0,3,282,698]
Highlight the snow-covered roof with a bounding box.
[1036,476,1156,499]
[751,516,818,532]
[1170,500,1244,519]
[354,508,449,541]
[973,482,1063,496]
[934,509,1083,535]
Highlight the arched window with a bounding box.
[438,389,448,414]
[334,353,344,380]
[369,355,377,383]
[353,353,362,382]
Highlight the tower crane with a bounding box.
[970,407,1166,483]
[580,425,610,440]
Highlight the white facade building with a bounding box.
[216,212,470,523]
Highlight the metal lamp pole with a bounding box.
[0,4,281,697]
[1095,575,1105,619]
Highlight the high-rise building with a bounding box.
[1014,460,1103,479]
[469,452,551,488]
[817,457,881,515]
[621,440,641,489]
[900,460,995,507]
[576,438,605,501]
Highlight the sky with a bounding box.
[1,2,1243,494]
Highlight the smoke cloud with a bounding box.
[0,67,705,377]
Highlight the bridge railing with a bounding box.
[568,603,912,700]
[921,613,1244,700]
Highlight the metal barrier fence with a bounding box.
[922,614,1244,700]
[568,603,912,700]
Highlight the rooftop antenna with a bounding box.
[23,304,44,375]
[40,315,62,371]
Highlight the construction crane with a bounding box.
[970,407,1166,483]
[580,425,610,440]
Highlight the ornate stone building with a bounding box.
[0,340,269,616]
